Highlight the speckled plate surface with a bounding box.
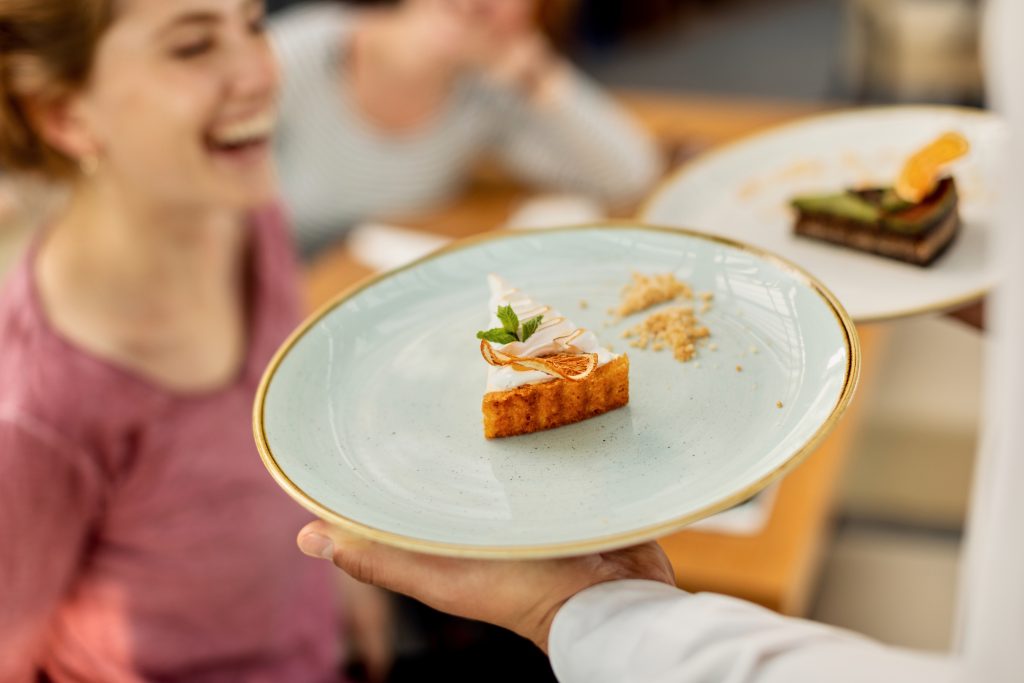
[642,106,1006,323]
[254,224,859,559]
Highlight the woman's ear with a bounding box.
[24,93,100,164]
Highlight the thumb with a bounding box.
[297,520,450,595]
[297,520,375,577]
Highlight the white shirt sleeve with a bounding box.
[549,580,956,683]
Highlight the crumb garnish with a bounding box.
[622,306,710,362]
[615,272,693,318]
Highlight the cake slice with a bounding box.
[790,131,968,267]
[791,177,961,266]
[478,275,629,438]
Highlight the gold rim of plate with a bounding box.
[252,222,862,559]
[639,104,997,323]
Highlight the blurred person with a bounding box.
[296,0,1024,679]
[0,0,347,680]
[270,0,662,256]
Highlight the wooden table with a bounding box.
[304,91,880,617]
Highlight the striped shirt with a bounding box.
[270,4,662,255]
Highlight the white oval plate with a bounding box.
[254,224,859,558]
[642,106,1006,323]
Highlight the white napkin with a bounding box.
[689,485,778,536]
[348,194,606,274]
[504,194,605,230]
[347,222,451,273]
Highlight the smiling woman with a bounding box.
[0,1,344,681]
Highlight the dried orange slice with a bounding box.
[895,131,969,203]
[480,340,597,381]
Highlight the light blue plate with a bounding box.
[254,223,859,558]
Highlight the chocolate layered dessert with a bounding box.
[791,176,960,267]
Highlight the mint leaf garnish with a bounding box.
[520,315,543,342]
[497,304,519,334]
[477,328,517,344]
[478,306,544,344]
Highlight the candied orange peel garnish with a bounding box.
[895,131,970,203]
[480,340,597,381]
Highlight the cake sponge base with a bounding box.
[483,355,630,438]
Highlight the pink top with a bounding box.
[0,207,341,682]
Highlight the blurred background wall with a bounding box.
[265,0,983,104]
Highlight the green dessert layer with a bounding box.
[790,193,880,224]
[790,177,957,236]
